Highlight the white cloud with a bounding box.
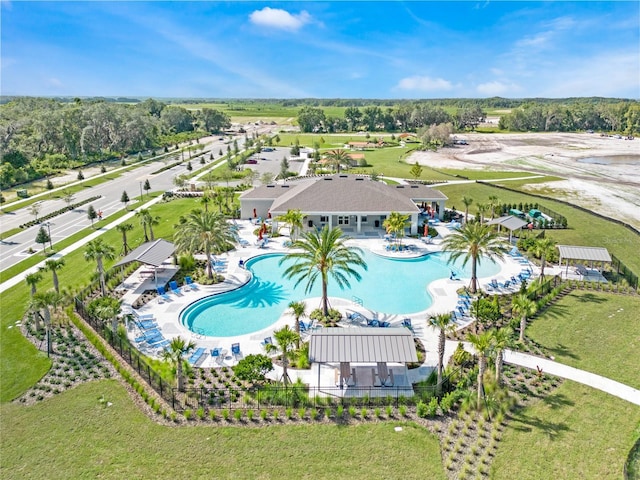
[396,75,453,91]
[47,77,63,88]
[476,81,519,96]
[249,7,311,32]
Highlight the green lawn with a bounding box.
[492,381,640,480]
[437,182,640,274]
[526,291,640,389]
[0,380,445,480]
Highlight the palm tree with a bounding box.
[43,258,65,294]
[137,209,159,242]
[162,336,196,392]
[491,327,514,386]
[462,196,473,223]
[200,192,212,213]
[174,210,237,280]
[116,223,134,255]
[324,149,350,173]
[25,271,43,298]
[531,237,556,279]
[84,238,116,297]
[94,297,122,335]
[476,202,488,224]
[467,330,493,410]
[277,209,304,241]
[383,211,410,248]
[428,312,457,395]
[288,300,307,349]
[265,325,300,386]
[511,293,537,343]
[488,195,500,219]
[30,290,63,355]
[441,222,506,293]
[280,226,367,317]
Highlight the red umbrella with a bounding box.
[253,208,257,218]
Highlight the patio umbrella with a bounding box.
[253,208,257,218]
[424,224,428,236]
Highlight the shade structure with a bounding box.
[309,327,418,364]
[114,239,175,268]
[557,245,612,263]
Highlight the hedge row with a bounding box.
[20,195,102,229]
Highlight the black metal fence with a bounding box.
[611,254,639,289]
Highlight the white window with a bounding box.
[320,216,328,222]
[361,216,368,223]
[338,216,349,225]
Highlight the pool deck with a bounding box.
[120,220,539,382]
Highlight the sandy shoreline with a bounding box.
[407,132,640,229]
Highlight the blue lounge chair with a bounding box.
[169,280,182,295]
[138,319,158,330]
[489,279,499,289]
[231,343,241,359]
[188,347,206,365]
[262,337,273,346]
[156,286,171,301]
[135,330,162,343]
[379,321,391,328]
[402,318,413,330]
[367,319,380,327]
[184,276,197,290]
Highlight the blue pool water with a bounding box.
[180,250,500,337]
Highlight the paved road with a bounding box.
[0,136,234,272]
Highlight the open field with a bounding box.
[0,380,445,480]
[492,381,640,480]
[526,291,640,389]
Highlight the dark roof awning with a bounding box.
[487,215,528,231]
[309,327,418,363]
[557,245,612,262]
[114,239,175,268]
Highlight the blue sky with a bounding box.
[1,1,639,99]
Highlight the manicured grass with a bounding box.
[526,291,640,389]
[492,381,640,480]
[0,380,445,480]
[437,182,640,274]
[437,168,561,182]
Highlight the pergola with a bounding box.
[487,215,528,242]
[309,327,418,389]
[114,239,175,287]
[557,245,612,275]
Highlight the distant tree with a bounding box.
[287,300,307,349]
[233,354,273,385]
[46,179,54,189]
[0,192,5,210]
[264,325,300,386]
[410,161,423,180]
[77,170,84,180]
[531,237,556,279]
[143,179,151,196]
[35,226,50,253]
[467,330,493,409]
[325,149,350,173]
[428,312,456,395]
[462,196,473,223]
[488,195,500,220]
[260,172,275,185]
[84,238,116,297]
[62,190,75,210]
[511,293,537,343]
[186,161,192,171]
[29,202,42,222]
[274,134,281,144]
[383,212,410,248]
[297,107,326,133]
[87,205,97,227]
[100,165,107,173]
[121,190,130,210]
[279,157,290,179]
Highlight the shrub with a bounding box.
[209,410,218,421]
[247,409,254,421]
[286,408,293,420]
[184,409,193,420]
[337,405,344,418]
[386,405,393,417]
[348,406,357,418]
[399,405,408,417]
[360,407,368,419]
[310,408,319,420]
[234,409,243,421]
[375,407,382,419]
[260,409,268,421]
[222,409,230,421]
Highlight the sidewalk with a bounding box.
[503,349,640,406]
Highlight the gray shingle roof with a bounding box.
[557,245,612,262]
[245,175,446,214]
[309,327,418,363]
[114,239,175,268]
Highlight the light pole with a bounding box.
[139,181,143,200]
[44,222,53,250]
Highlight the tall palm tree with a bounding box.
[488,195,500,219]
[325,149,350,173]
[200,192,212,213]
[462,196,474,223]
[441,222,506,293]
[25,271,43,298]
[174,210,237,280]
[265,325,300,386]
[383,211,410,248]
[43,258,65,294]
[428,312,457,395]
[137,209,160,242]
[162,336,196,392]
[277,209,304,241]
[84,238,116,297]
[280,226,367,317]
[116,223,134,255]
[94,297,122,335]
[491,327,514,386]
[467,330,493,410]
[288,300,307,349]
[511,293,538,343]
[531,237,556,279]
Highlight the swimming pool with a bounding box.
[180,249,501,337]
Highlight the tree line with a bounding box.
[0,97,230,189]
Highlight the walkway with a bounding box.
[503,349,640,406]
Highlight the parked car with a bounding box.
[246,159,258,164]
